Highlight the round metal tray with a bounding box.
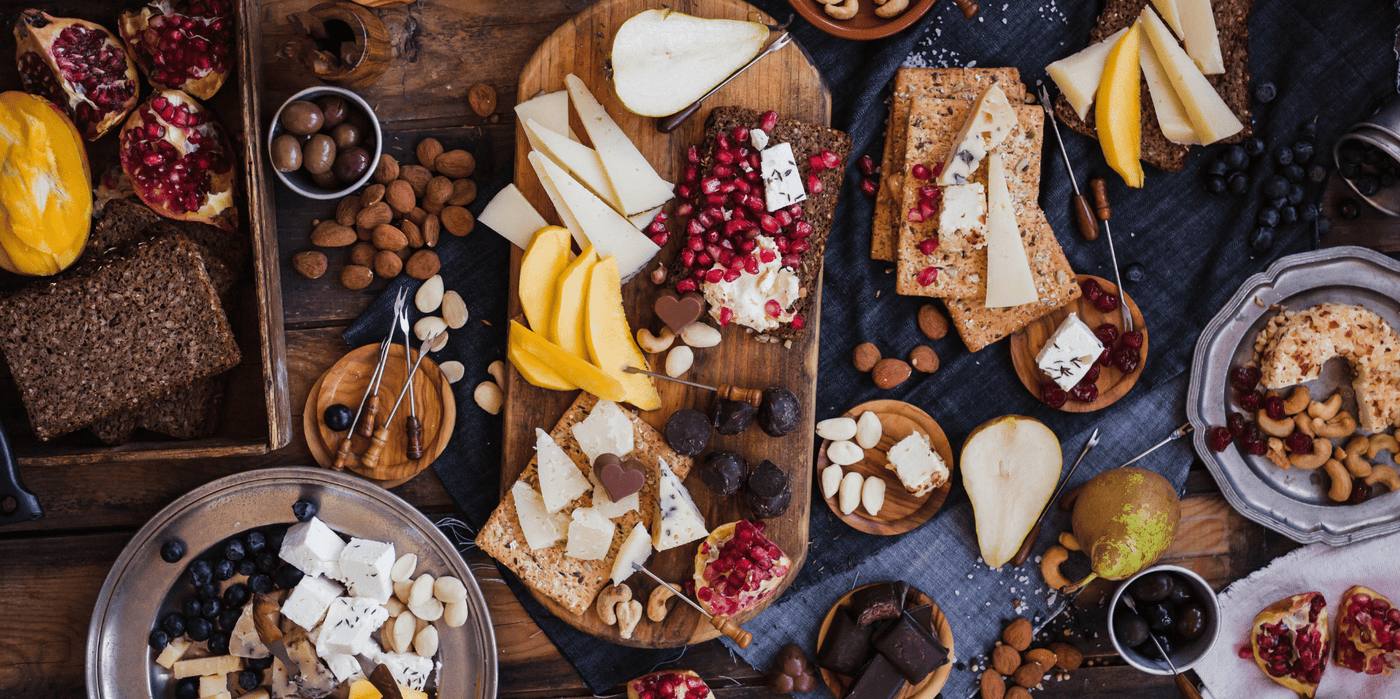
[86,467,497,699]
[1186,246,1400,545]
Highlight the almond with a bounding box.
[360,183,385,206]
[356,200,392,229]
[441,290,468,328]
[385,179,415,214]
[373,154,399,184]
[980,669,1006,699]
[292,251,327,279]
[425,175,453,204]
[399,165,432,197]
[372,224,408,251]
[422,198,443,215]
[468,83,496,117]
[406,207,428,227]
[416,137,444,172]
[340,264,373,290]
[853,342,881,372]
[1003,617,1033,651]
[349,242,375,267]
[447,178,476,206]
[421,214,440,247]
[918,303,948,340]
[373,249,403,278]
[1011,662,1043,689]
[1048,642,1082,670]
[405,250,440,280]
[335,196,361,226]
[435,149,475,178]
[356,224,373,241]
[910,345,939,373]
[871,358,911,389]
[440,206,474,236]
[311,220,357,248]
[401,219,424,248]
[1025,648,1057,668]
[1005,688,1031,699]
[991,645,1021,675]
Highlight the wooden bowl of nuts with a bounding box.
[788,0,939,41]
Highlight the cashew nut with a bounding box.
[616,599,643,639]
[1289,437,1331,470]
[1266,438,1290,470]
[1257,410,1295,438]
[1297,414,1316,437]
[1344,436,1373,478]
[595,584,632,626]
[813,0,840,4]
[875,0,911,18]
[825,0,859,20]
[647,585,675,622]
[1367,434,1399,460]
[1040,545,1073,591]
[1325,459,1352,502]
[1283,386,1311,415]
[1313,411,1357,439]
[1308,394,1343,420]
[1366,464,1400,491]
[1057,531,1080,552]
[636,327,675,354]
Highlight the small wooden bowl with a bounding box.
[816,583,955,699]
[1008,275,1149,413]
[787,0,939,41]
[816,400,954,536]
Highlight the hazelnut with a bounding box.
[853,342,881,372]
[980,669,1006,699]
[1048,642,1082,670]
[292,251,327,279]
[1011,662,1044,689]
[910,345,939,373]
[918,303,949,340]
[468,83,497,117]
[870,358,911,389]
[416,137,444,172]
[991,644,1021,675]
[1003,617,1033,651]
[340,264,374,290]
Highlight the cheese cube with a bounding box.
[535,428,591,513]
[937,183,986,238]
[761,143,807,212]
[886,432,950,497]
[156,636,194,669]
[339,538,396,604]
[653,457,708,551]
[1036,312,1105,391]
[565,507,616,561]
[570,399,635,466]
[281,574,344,631]
[937,84,1018,186]
[316,597,389,659]
[609,522,653,587]
[198,674,226,697]
[279,517,346,580]
[229,604,269,659]
[172,655,242,679]
[325,653,367,684]
[375,651,435,692]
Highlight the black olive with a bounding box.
[1222,145,1249,170]
[1227,172,1249,194]
[1204,176,1227,195]
[273,564,305,590]
[1115,610,1149,647]
[224,538,246,562]
[1250,227,1275,253]
[213,558,236,582]
[1177,604,1207,640]
[201,598,222,619]
[1282,164,1305,183]
[1243,137,1266,158]
[237,559,256,577]
[175,678,200,699]
[1263,175,1290,199]
[1142,601,1177,633]
[249,573,275,594]
[207,631,230,655]
[747,460,793,518]
[248,656,274,671]
[148,629,170,650]
[238,670,259,691]
[1273,144,1294,167]
[162,613,187,637]
[323,404,354,432]
[1204,159,1228,177]
[1254,82,1277,103]
[664,409,711,456]
[698,451,747,497]
[757,386,800,437]
[1123,262,1146,284]
[196,582,220,600]
[256,552,279,574]
[292,499,318,522]
[1257,207,1280,228]
[186,617,213,642]
[161,539,187,563]
[712,399,757,435]
[188,560,213,587]
[1168,574,1196,604]
[224,582,250,608]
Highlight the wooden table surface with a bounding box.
[6,0,1383,697]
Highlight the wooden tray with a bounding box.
[501,0,831,647]
[816,400,954,536]
[0,0,289,465]
[1008,275,1149,413]
[816,583,955,699]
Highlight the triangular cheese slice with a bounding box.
[525,118,624,212]
[937,84,1019,186]
[1046,27,1130,121]
[515,91,575,145]
[1140,7,1242,144]
[565,507,615,561]
[1149,0,1184,37]
[511,481,566,550]
[983,154,1038,308]
[1139,36,1201,146]
[1175,0,1224,75]
[478,184,549,250]
[527,152,587,249]
[653,457,708,551]
[535,427,591,513]
[533,153,661,281]
[565,74,674,216]
[609,522,652,587]
[628,206,663,231]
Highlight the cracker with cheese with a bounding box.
[476,393,693,616]
[872,67,1025,261]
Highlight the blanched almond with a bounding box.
[434,576,467,604]
[856,411,883,449]
[862,476,886,516]
[665,345,694,377]
[409,574,435,607]
[391,612,416,653]
[409,596,444,622]
[416,275,444,313]
[839,471,864,514]
[487,360,505,387]
[413,624,439,658]
[439,360,465,384]
[441,290,468,328]
[475,381,503,414]
[821,464,843,499]
[680,322,722,348]
[443,601,469,628]
[415,316,447,342]
[816,417,857,441]
[826,440,863,466]
[391,553,418,583]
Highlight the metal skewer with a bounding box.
[631,562,753,648]
[398,304,424,461]
[1089,177,1134,332]
[357,289,409,438]
[657,20,793,133]
[1120,594,1205,699]
[360,332,442,471]
[1011,429,1100,566]
[1039,84,1100,244]
[623,366,763,407]
[333,291,406,471]
[1120,423,1193,468]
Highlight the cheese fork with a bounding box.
[656,18,793,133]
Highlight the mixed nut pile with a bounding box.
[978,618,1083,699]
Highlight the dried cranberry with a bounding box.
[1245,438,1269,456]
[1080,279,1104,303]
[1238,391,1263,411]
[1227,412,1247,437]
[1208,426,1233,452]
[1284,431,1313,454]
[1265,395,1286,420]
[1229,366,1261,391]
[1349,481,1372,505]
[860,177,877,195]
[1093,292,1120,313]
[1095,348,1113,366]
[1069,382,1099,403]
[1081,364,1102,385]
[1041,383,1067,409]
[1112,347,1140,373]
[1094,323,1120,346]
[858,155,876,175]
[1119,330,1144,350]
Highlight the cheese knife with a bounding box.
[0,417,41,526]
[251,593,301,680]
[351,656,404,699]
[1010,428,1099,567]
[631,562,752,648]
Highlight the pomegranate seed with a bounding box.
[781,253,802,268]
[735,178,752,194]
[682,165,698,183]
[787,204,803,218]
[649,232,668,246]
[765,299,781,317]
[676,183,693,199]
[1119,330,1144,350]
[681,250,696,267]
[1112,347,1140,373]
[760,249,777,264]
[1208,426,1233,452]
[1265,395,1286,420]
[788,239,809,254]
[675,203,694,217]
[918,185,940,202]
[808,153,826,172]
[717,133,732,150]
[723,268,741,282]
[774,210,792,227]
[1069,382,1098,403]
[775,237,789,253]
[739,239,756,253]
[696,211,714,229]
[745,256,759,274]
[1238,391,1263,411]
[860,177,878,195]
[654,211,668,223]
[759,214,779,233]
[705,268,724,283]
[917,238,939,255]
[726,253,743,270]
[916,266,939,287]
[919,201,937,219]
[733,125,749,142]
[1080,279,1104,302]
[1285,431,1313,454]
[687,145,700,164]
[911,163,932,180]
[1094,323,1119,346]
[806,173,823,194]
[706,193,726,206]
[686,218,703,237]
[697,252,712,266]
[858,155,876,175]
[907,208,924,223]
[760,110,778,131]
[701,177,721,194]
[1041,383,1068,409]
[713,163,734,178]
[820,149,840,168]
[706,243,722,259]
[791,314,805,329]
[647,220,666,234]
[1227,413,1247,436]
[787,221,810,239]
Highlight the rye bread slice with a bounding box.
[1051,0,1253,172]
[89,412,139,446]
[0,235,241,440]
[140,376,228,440]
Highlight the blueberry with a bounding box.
[162,613,186,637]
[1243,137,1266,158]
[1280,206,1298,225]
[188,560,213,587]
[1273,145,1294,166]
[1124,262,1146,284]
[1309,166,1329,183]
[274,564,305,590]
[245,531,266,555]
[177,596,200,618]
[264,527,286,552]
[175,678,200,699]
[1340,199,1360,220]
[1293,141,1314,165]
[1287,184,1305,206]
[256,552,279,574]
[213,558,236,582]
[196,582,220,600]
[207,631,229,655]
[1204,159,1228,177]
[292,499,318,522]
[1257,207,1280,228]
[1263,175,1290,199]
[1222,145,1249,170]
[218,607,241,631]
[223,539,246,562]
[1250,226,1275,253]
[1205,176,1227,195]
[249,669,266,686]
[186,617,213,642]
[161,539,187,563]
[1227,172,1249,194]
[201,598,221,619]
[248,656,274,671]
[1282,164,1305,183]
[1317,216,1334,234]
[237,559,256,577]
[224,582,250,608]
[1254,82,1277,103]
[1357,176,1381,197]
[1269,197,1288,210]
[324,404,354,432]
[238,670,259,691]
[1298,121,1318,139]
[249,573,275,594]
[1300,203,1319,221]
[148,628,169,650]
[1341,162,1362,179]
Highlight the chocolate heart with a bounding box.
[654,290,705,333]
[599,458,646,501]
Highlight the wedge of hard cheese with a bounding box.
[565,74,674,217]
[532,152,660,281]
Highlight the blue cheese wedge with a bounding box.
[937,84,1018,186]
[535,428,591,514]
[230,605,270,659]
[279,516,346,581]
[564,506,616,560]
[1036,312,1105,390]
[653,457,709,551]
[338,538,395,604]
[511,480,568,550]
[570,399,635,466]
[281,574,344,631]
[885,431,949,497]
[761,142,807,212]
[938,183,986,238]
[609,521,653,586]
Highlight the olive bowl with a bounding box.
[267,86,382,200]
[1107,564,1221,676]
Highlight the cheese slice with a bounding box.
[653,457,708,551]
[983,154,1038,308]
[535,427,592,513]
[570,399,635,465]
[478,183,550,250]
[532,152,661,280]
[525,118,624,212]
[938,183,986,237]
[527,152,587,248]
[173,655,242,679]
[156,637,194,669]
[1139,37,1201,145]
[1140,6,1242,144]
[629,206,663,231]
[937,84,1019,186]
[565,507,615,560]
[1149,0,1184,37]
[1046,27,1130,121]
[565,74,674,216]
[1175,0,1224,75]
[588,466,640,519]
[512,480,567,550]
[515,90,575,145]
[609,522,653,586]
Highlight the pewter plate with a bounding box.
[1187,246,1400,545]
[85,467,497,699]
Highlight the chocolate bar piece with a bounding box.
[873,611,949,684]
[817,608,872,677]
[844,655,906,699]
[905,603,934,634]
[850,582,904,627]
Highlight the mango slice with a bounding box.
[0,91,92,275]
[584,256,661,411]
[509,320,626,402]
[508,322,577,392]
[550,246,598,358]
[1096,22,1145,188]
[519,225,572,333]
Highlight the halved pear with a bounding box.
[610,9,769,117]
[961,416,1063,568]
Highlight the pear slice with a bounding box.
[961,416,1063,568]
[610,9,769,118]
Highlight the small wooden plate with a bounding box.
[816,400,954,536]
[816,583,955,699]
[304,374,414,489]
[1008,274,1149,413]
[787,0,939,41]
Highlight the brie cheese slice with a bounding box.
[1036,312,1106,391]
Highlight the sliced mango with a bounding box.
[0,91,92,275]
[519,225,573,333]
[1096,22,1145,188]
[549,246,598,358]
[509,320,627,402]
[584,256,662,411]
[508,322,578,391]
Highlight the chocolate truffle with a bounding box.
[664,409,710,456]
[713,398,758,435]
[746,460,793,518]
[699,451,747,497]
[758,386,801,436]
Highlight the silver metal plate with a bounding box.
[85,467,497,698]
[1187,246,1400,545]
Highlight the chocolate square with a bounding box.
[905,603,934,634]
[872,611,949,683]
[850,582,904,627]
[817,608,873,677]
[843,654,906,699]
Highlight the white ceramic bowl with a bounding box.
[1107,564,1221,675]
[267,86,381,200]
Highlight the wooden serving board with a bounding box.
[502,0,831,647]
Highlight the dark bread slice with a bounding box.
[89,412,139,446]
[139,375,227,440]
[1052,0,1253,172]
[697,107,850,341]
[0,235,241,440]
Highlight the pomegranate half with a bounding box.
[1250,591,1330,698]
[693,520,790,618]
[1335,585,1400,676]
[119,0,234,100]
[13,9,139,141]
[118,89,237,231]
[626,670,714,699]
